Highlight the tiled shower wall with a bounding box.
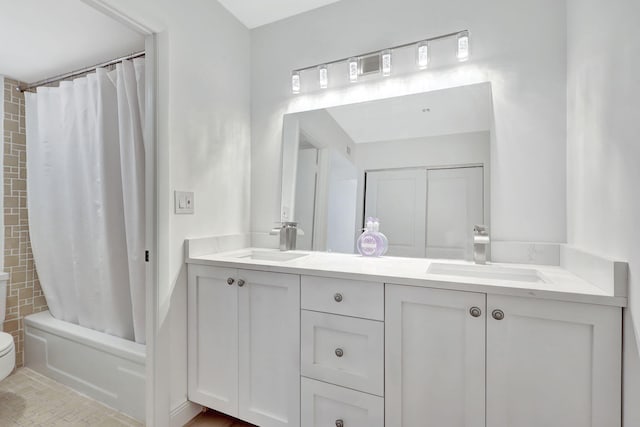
[3,78,48,367]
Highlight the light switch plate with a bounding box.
[175,191,194,214]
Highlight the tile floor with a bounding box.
[0,368,142,426]
[0,368,255,427]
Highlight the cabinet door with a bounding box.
[486,295,621,427]
[238,269,300,427]
[386,284,486,427]
[187,265,239,415]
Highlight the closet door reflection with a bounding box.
[426,167,484,260]
[364,166,484,260]
[364,169,428,258]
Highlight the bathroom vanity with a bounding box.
[185,80,624,427]
[185,246,625,427]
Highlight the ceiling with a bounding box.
[327,83,494,144]
[0,0,144,83]
[217,0,343,29]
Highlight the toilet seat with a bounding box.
[0,332,14,358]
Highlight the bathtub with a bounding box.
[24,311,145,421]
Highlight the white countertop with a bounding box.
[187,248,627,307]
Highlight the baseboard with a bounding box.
[170,400,203,427]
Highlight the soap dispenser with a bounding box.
[357,218,382,257]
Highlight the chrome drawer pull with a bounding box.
[335,420,344,427]
[335,348,344,358]
[492,309,505,320]
[334,293,343,302]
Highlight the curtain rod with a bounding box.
[17,50,146,93]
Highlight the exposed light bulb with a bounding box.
[381,49,392,77]
[318,65,328,89]
[291,71,300,94]
[457,31,470,62]
[348,57,358,83]
[417,41,429,69]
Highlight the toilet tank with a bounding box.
[0,272,9,326]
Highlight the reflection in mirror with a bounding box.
[281,83,493,260]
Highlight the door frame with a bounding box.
[80,1,164,425]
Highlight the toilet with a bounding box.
[0,272,15,381]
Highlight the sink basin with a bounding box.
[427,263,548,283]
[234,250,309,262]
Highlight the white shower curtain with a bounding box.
[25,59,146,344]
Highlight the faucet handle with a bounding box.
[473,224,489,235]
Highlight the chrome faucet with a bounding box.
[271,222,298,251]
[473,225,490,264]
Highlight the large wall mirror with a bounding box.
[281,82,493,260]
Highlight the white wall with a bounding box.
[167,2,250,417]
[250,0,567,244]
[566,0,640,424]
[298,109,356,156]
[93,0,251,424]
[355,131,489,171]
[281,109,356,224]
[0,75,4,271]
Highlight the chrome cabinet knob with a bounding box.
[335,420,344,427]
[237,279,245,287]
[334,293,343,302]
[227,278,235,285]
[469,307,482,318]
[492,309,505,320]
[335,348,344,358]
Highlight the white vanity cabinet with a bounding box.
[385,285,487,427]
[300,276,385,427]
[386,284,622,427]
[486,295,621,427]
[187,265,300,427]
[185,249,623,427]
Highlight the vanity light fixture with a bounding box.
[291,29,470,94]
[381,49,392,77]
[417,41,430,69]
[457,30,470,62]
[291,71,301,94]
[318,64,328,89]
[348,57,359,83]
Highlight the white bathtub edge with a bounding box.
[24,311,145,365]
[24,310,146,421]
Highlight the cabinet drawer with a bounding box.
[301,276,383,320]
[301,311,384,396]
[301,378,383,427]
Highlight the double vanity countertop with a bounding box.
[187,247,627,308]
